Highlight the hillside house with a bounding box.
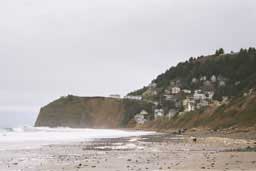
[164,94,175,101]
[203,80,212,87]
[134,110,149,124]
[154,109,164,119]
[219,81,226,87]
[172,87,181,94]
[183,89,192,94]
[217,75,227,87]
[206,91,214,100]
[183,98,195,112]
[192,78,198,84]
[211,75,217,82]
[124,95,142,100]
[193,91,207,100]
[200,76,207,81]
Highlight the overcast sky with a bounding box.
[1,0,256,127]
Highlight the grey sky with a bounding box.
[1,0,256,127]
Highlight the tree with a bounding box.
[215,48,225,56]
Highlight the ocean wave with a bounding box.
[0,126,85,133]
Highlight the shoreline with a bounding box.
[0,129,256,171]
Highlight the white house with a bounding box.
[134,114,146,124]
[183,98,195,112]
[193,91,207,100]
[183,89,192,94]
[191,78,198,84]
[206,91,215,100]
[211,75,217,82]
[217,75,227,87]
[203,80,212,87]
[164,94,175,101]
[140,110,149,116]
[200,76,207,81]
[154,109,164,119]
[219,81,226,87]
[166,109,177,119]
[134,110,149,124]
[124,95,142,100]
[171,87,181,94]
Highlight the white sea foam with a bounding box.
[0,126,154,150]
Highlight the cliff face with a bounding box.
[35,95,153,128]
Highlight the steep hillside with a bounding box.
[141,92,256,130]
[129,48,256,130]
[35,95,153,128]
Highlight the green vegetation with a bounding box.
[130,48,256,100]
[215,48,225,56]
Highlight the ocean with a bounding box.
[0,126,154,150]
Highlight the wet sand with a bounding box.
[0,133,256,171]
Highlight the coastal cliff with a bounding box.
[35,95,153,128]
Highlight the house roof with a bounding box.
[140,110,149,115]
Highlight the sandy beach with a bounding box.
[0,131,256,171]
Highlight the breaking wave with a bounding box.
[0,126,154,150]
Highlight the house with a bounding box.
[235,81,241,86]
[191,78,198,84]
[171,87,181,94]
[134,110,149,124]
[153,101,159,106]
[166,109,177,119]
[219,81,226,87]
[183,98,195,112]
[152,90,158,95]
[124,95,142,100]
[140,110,149,116]
[200,76,207,81]
[164,94,175,101]
[193,91,207,100]
[183,89,192,94]
[205,91,214,100]
[109,94,121,99]
[203,80,212,87]
[217,75,227,87]
[154,109,164,119]
[211,75,217,82]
